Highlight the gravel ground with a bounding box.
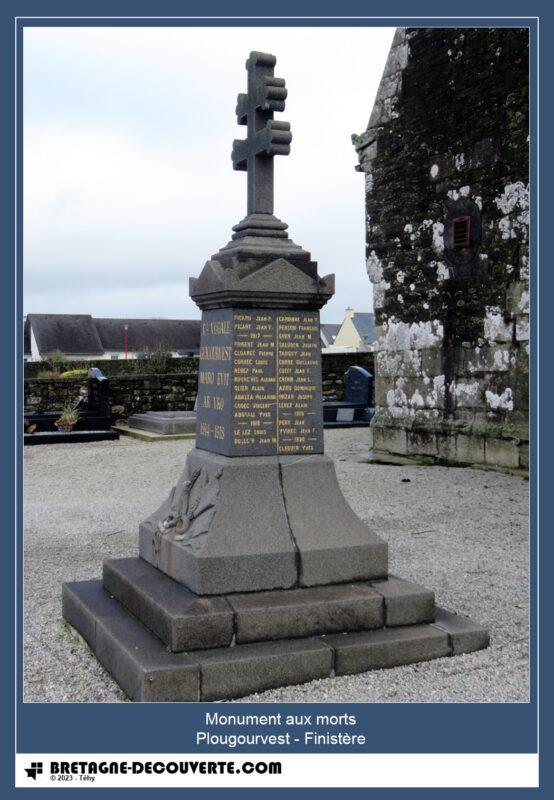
[23,429,529,703]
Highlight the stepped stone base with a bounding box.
[62,557,489,702]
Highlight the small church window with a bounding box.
[452,215,471,248]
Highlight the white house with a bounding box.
[327,308,375,352]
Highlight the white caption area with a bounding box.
[16,753,539,789]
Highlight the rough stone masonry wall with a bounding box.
[24,353,374,417]
[24,374,199,418]
[353,27,529,470]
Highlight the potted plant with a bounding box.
[55,403,80,433]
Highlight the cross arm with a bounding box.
[231,120,292,171]
[236,77,288,124]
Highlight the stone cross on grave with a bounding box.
[231,51,292,217]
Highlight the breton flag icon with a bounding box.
[24,762,43,780]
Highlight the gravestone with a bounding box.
[345,365,372,406]
[63,51,488,701]
[86,367,110,417]
[323,365,373,427]
[24,364,117,444]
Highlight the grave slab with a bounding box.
[62,580,200,701]
[228,582,384,643]
[102,557,234,651]
[24,430,119,446]
[128,411,197,435]
[326,625,451,675]
[112,424,195,442]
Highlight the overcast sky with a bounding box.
[23,26,394,324]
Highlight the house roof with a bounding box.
[320,323,341,346]
[26,315,201,357]
[23,318,32,355]
[94,318,201,353]
[351,312,374,344]
[27,314,104,356]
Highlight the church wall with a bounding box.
[353,27,529,470]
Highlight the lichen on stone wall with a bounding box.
[377,318,444,353]
[354,26,529,468]
[485,387,514,411]
[495,181,529,241]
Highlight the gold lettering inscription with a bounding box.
[197,312,233,448]
[229,311,321,455]
[199,345,232,361]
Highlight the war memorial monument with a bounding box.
[62,51,489,701]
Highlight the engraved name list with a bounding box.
[195,308,323,456]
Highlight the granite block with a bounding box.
[327,625,450,675]
[139,449,297,594]
[102,557,234,651]
[63,580,199,702]
[485,438,520,469]
[369,575,435,625]
[228,583,384,643]
[62,579,120,649]
[456,434,485,464]
[280,454,388,586]
[432,607,490,654]
[194,638,333,701]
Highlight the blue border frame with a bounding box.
[2,1,548,797]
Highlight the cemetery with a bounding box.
[23,32,529,705]
[24,428,528,703]
[24,367,119,445]
[323,366,373,428]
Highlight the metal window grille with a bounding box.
[452,215,471,248]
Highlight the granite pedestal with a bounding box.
[139,449,388,595]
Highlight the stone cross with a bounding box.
[231,51,292,216]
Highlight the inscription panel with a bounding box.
[195,308,234,453]
[196,309,323,456]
